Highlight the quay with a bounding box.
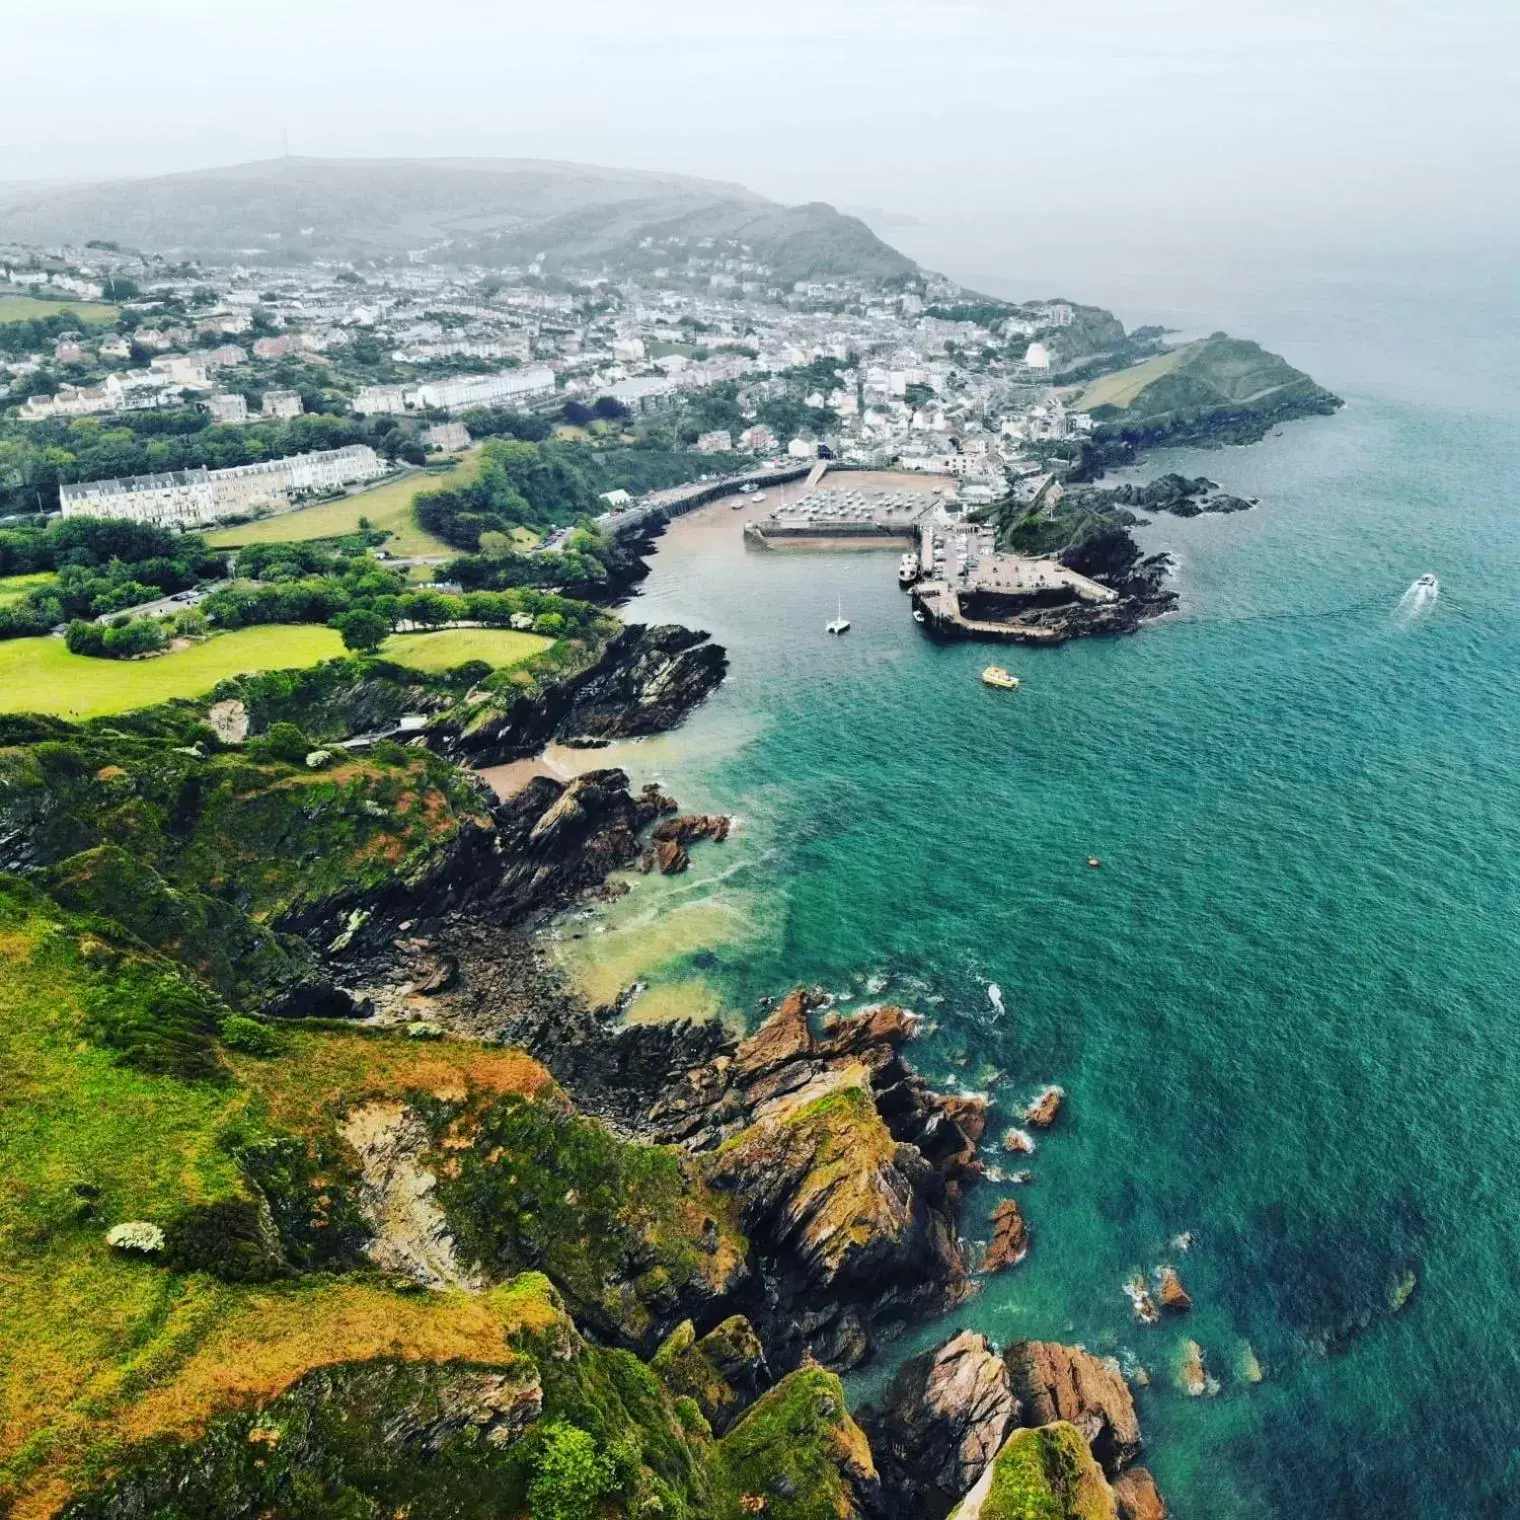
[734,465,1121,642]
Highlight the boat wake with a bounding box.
[1394,574,1439,624]
[987,983,1005,1018]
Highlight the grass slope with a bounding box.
[1076,348,1186,411]
[0,627,344,719]
[380,627,552,672]
[0,879,566,1513]
[207,452,482,555]
[0,294,120,326]
[0,572,57,605]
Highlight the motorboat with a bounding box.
[981,666,1020,690]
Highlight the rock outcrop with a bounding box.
[1115,1467,1169,1520]
[866,1330,1019,1518]
[640,812,732,874]
[1003,1340,1142,1476]
[338,1100,482,1290]
[651,1315,771,1435]
[1156,1265,1191,1313]
[1025,1084,1065,1128]
[431,623,727,766]
[648,991,983,1369]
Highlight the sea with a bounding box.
[549,253,1520,1518]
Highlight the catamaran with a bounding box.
[825,597,851,635]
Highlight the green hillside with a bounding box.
[1080,332,1341,445]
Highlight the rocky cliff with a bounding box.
[431,622,728,765]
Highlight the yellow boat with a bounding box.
[982,666,1020,690]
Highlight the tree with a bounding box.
[334,608,389,654]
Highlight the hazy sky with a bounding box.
[6,0,1517,295]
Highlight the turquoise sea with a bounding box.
[575,262,1520,1517]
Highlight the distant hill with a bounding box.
[0,157,916,283]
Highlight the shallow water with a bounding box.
[564,272,1520,1517]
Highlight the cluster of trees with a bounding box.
[560,396,631,428]
[0,518,223,638]
[64,615,168,659]
[448,526,628,596]
[199,542,601,653]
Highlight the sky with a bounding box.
[5,0,1518,300]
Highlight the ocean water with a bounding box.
[566,267,1520,1517]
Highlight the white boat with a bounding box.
[1415,573,1438,592]
[825,597,851,635]
[898,552,920,586]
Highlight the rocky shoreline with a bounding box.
[278,651,1177,1513]
[0,596,1177,1516]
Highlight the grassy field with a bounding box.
[0,626,344,719]
[0,876,559,1514]
[380,627,551,672]
[206,451,483,555]
[1077,345,1188,410]
[0,572,56,605]
[0,293,120,326]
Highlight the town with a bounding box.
[0,231,1187,643]
[0,237,1131,504]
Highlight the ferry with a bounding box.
[898,552,920,587]
[981,666,1020,690]
[825,597,851,635]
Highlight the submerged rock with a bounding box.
[1179,1340,1214,1398]
[1123,1273,1159,1325]
[980,1200,1030,1273]
[1114,1466,1169,1520]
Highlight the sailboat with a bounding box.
[825,596,851,635]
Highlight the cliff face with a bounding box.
[431,622,728,766]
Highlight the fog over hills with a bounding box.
[0,157,916,283]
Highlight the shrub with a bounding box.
[529,1423,616,1520]
[219,1014,282,1057]
[257,721,312,765]
[162,1199,287,1282]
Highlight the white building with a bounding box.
[1024,342,1052,371]
[261,390,304,419]
[412,366,555,413]
[423,421,471,452]
[612,336,646,364]
[60,445,386,528]
[206,393,249,425]
[352,384,410,416]
[695,429,733,454]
